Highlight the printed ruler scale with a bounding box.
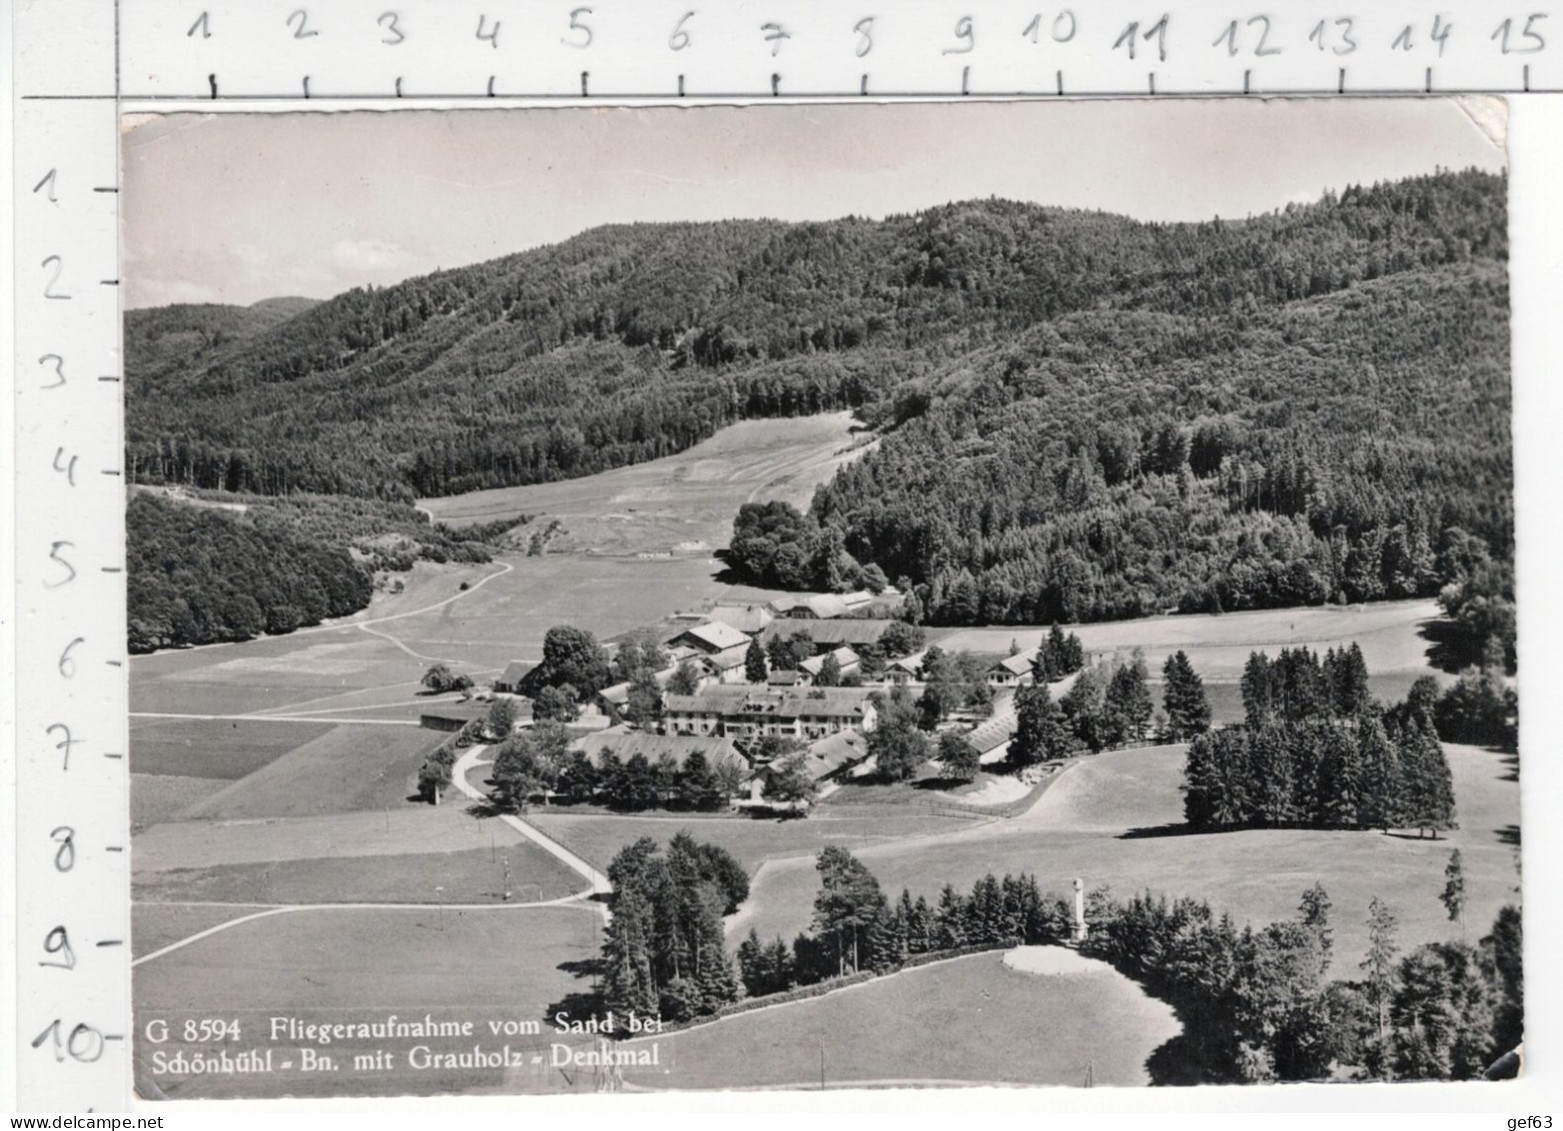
[5,0,1558,1114]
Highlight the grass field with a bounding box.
[527,808,981,873]
[421,413,870,554]
[135,843,583,906]
[939,598,1447,684]
[132,905,602,1099]
[124,414,1517,1098]
[130,717,334,779]
[736,741,1519,972]
[171,725,442,821]
[640,949,1178,1089]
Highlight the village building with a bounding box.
[761,618,896,653]
[745,729,872,802]
[705,603,774,636]
[964,698,1021,765]
[884,651,926,686]
[493,660,536,695]
[766,591,875,620]
[669,621,751,655]
[766,669,808,688]
[698,643,755,685]
[419,701,491,733]
[571,728,747,778]
[987,652,1036,688]
[799,645,862,681]
[662,685,879,742]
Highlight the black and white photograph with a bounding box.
[120,98,1520,1098]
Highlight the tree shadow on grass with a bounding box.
[545,958,610,1027]
[1119,823,1202,840]
[1144,1033,1212,1087]
[465,799,506,819]
[1418,617,1482,675]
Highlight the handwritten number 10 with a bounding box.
[1021,11,1076,43]
[32,1020,104,1063]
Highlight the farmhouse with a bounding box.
[761,618,896,653]
[494,660,536,695]
[698,643,754,685]
[799,646,862,681]
[593,666,680,719]
[746,729,871,803]
[419,702,490,733]
[964,698,1020,765]
[800,729,872,781]
[767,669,808,688]
[670,621,751,655]
[662,686,879,741]
[987,652,1035,688]
[766,591,875,620]
[706,603,774,635]
[884,651,926,686]
[572,729,746,775]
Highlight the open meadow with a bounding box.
[125,412,1515,1097]
[132,904,602,1100]
[420,413,871,554]
[939,599,1448,725]
[733,741,1519,973]
[636,949,1178,1089]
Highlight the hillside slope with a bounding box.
[126,171,1505,501]
[126,169,1512,639]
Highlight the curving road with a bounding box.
[451,745,613,899]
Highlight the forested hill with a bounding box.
[126,170,1505,507]
[126,297,319,386]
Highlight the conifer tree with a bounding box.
[1356,717,1403,831]
[744,636,768,684]
[1162,649,1212,740]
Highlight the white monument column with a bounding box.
[1072,877,1088,943]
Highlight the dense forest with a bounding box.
[128,169,1512,647]
[126,490,516,651]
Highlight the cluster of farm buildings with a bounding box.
[424,590,1048,807]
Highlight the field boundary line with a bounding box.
[131,895,598,968]
[129,712,421,727]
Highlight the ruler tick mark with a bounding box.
[97,939,124,948]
